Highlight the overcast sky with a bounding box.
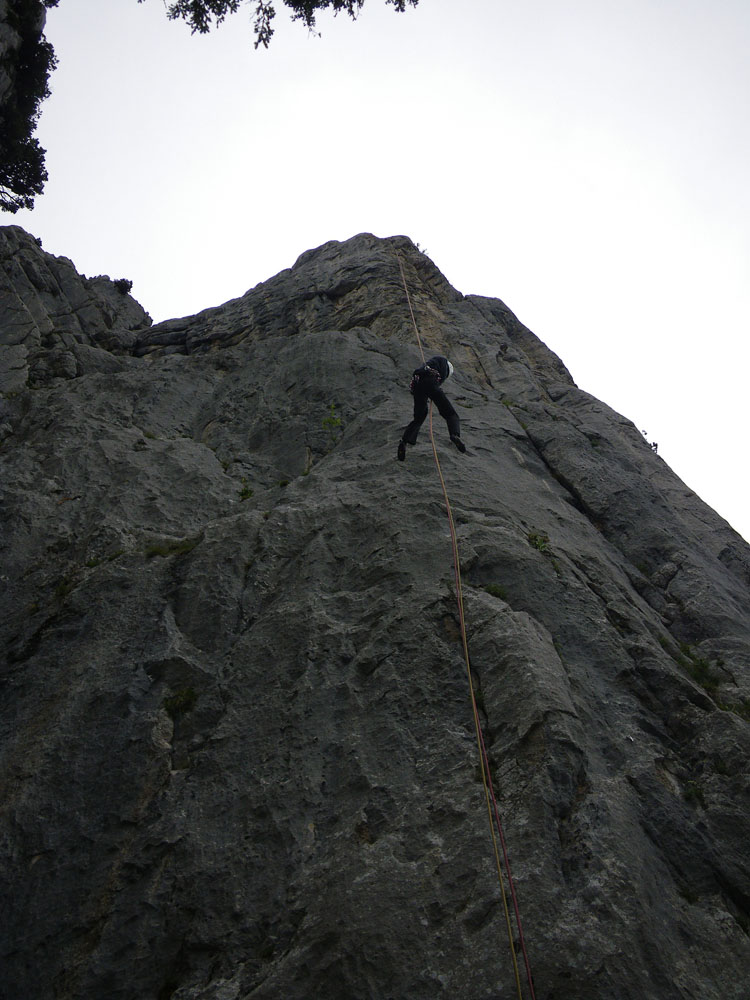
[15,0,750,542]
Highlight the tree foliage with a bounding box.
[139,0,419,49]
[0,0,417,213]
[0,0,58,213]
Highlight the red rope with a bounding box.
[474,688,537,998]
[397,252,537,1000]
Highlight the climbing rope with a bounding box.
[396,253,537,1000]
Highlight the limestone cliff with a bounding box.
[1,225,749,1000]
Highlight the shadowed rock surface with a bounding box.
[1,225,749,1000]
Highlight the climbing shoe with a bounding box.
[451,435,466,453]
[397,440,406,462]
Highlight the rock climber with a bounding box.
[397,355,466,461]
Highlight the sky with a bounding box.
[14,0,750,542]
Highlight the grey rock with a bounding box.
[1,227,749,1000]
[0,226,151,392]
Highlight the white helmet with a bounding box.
[446,361,454,380]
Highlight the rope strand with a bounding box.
[396,252,536,1000]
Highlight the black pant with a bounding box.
[402,384,460,445]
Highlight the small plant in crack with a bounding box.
[677,643,721,694]
[716,697,750,722]
[322,402,342,448]
[683,780,706,808]
[145,537,200,559]
[527,531,550,553]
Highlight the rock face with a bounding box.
[1,225,749,1000]
[0,226,151,395]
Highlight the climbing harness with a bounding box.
[409,365,442,394]
[396,253,537,1000]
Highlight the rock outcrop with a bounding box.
[1,226,749,1000]
[0,226,151,395]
